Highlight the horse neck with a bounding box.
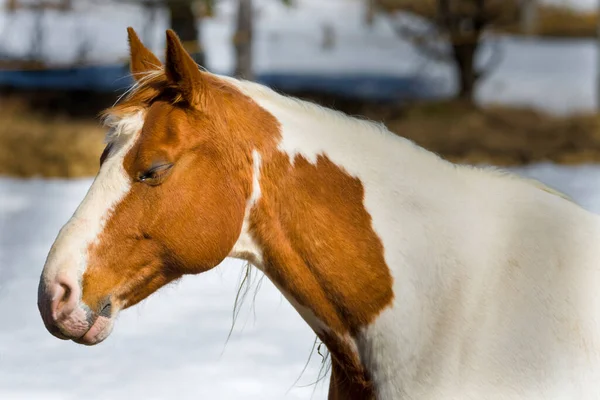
[228,80,459,392]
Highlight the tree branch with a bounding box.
[475,35,504,80]
[385,12,453,63]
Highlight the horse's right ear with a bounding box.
[127,27,162,81]
[164,29,204,107]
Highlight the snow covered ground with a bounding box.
[1,163,600,399]
[0,178,330,400]
[0,0,597,114]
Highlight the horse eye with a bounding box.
[138,163,173,184]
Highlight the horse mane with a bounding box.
[221,77,575,205]
[477,166,574,203]
[223,76,415,146]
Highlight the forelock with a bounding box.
[99,68,244,145]
[100,69,172,143]
[102,111,146,143]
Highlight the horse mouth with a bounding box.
[73,315,114,346]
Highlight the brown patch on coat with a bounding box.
[82,28,393,398]
[329,361,375,400]
[325,332,376,399]
[247,152,392,398]
[249,152,393,335]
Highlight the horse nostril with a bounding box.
[59,283,71,303]
[99,301,112,318]
[51,277,78,319]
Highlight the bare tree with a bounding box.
[166,0,205,66]
[519,0,537,36]
[118,0,289,79]
[6,0,73,62]
[232,0,292,80]
[365,0,377,27]
[120,0,210,67]
[233,0,254,79]
[379,0,519,102]
[597,0,600,110]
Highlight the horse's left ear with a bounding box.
[165,29,204,107]
[127,27,162,80]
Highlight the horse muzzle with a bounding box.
[37,274,114,345]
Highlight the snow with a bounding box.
[1,163,600,399]
[0,0,598,114]
[0,178,330,400]
[476,37,597,115]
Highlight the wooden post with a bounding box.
[167,0,205,67]
[520,0,538,36]
[7,0,18,11]
[233,0,254,80]
[29,4,44,61]
[365,0,376,27]
[597,0,600,110]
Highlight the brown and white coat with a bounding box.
[38,29,600,399]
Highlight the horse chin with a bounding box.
[73,315,114,346]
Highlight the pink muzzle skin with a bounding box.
[38,276,114,345]
[73,316,114,346]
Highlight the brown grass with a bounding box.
[378,0,598,39]
[0,99,105,178]
[296,93,600,166]
[534,6,597,39]
[1,94,600,178]
[381,101,600,166]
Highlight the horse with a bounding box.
[38,27,600,399]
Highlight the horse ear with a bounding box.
[127,27,161,81]
[165,29,204,106]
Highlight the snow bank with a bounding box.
[0,178,329,400]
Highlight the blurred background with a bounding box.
[1,0,600,399]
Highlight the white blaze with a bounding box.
[40,113,143,293]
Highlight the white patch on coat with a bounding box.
[41,112,143,298]
[230,150,263,267]
[276,283,330,336]
[224,77,600,399]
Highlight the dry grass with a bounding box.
[297,93,600,166]
[1,94,600,178]
[378,0,598,39]
[381,101,600,166]
[534,6,597,39]
[0,100,105,178]
[377,0,519,25]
